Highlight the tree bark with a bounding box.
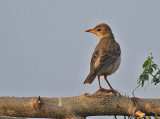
[0,117,25,119]
[0,90,160,119]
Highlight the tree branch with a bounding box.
[0,90,160,119]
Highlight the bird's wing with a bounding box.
[90,41,121,75]
[90,50,99,73]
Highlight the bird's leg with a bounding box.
[104,75,114,91]
[97,75,102,89]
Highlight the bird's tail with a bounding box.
[84,72,96,84]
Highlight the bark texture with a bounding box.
[0,90,160,119]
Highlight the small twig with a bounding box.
[132,84,141,97]
[150,72,158,80]
[151,60,160,71]
[144,80,150,91]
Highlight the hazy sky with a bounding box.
[0,0,160,119]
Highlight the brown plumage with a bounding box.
[84,23,121,91]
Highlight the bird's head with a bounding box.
[85,23,113,41]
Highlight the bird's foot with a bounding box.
[98,88,121,95]
[98,88,107,92]
[98,88,113,92]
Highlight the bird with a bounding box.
[84,23,121,91]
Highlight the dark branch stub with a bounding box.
[32,96,42,110]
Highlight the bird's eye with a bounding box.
[97,29,101,31]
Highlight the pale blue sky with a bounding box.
[0,0,160,118]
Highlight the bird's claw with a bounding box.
[98,88,121,95]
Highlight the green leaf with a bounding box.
[150,52,154,59]
[148,66,153,74]
[141,79,144,87]
[157,70,160,75]
[138,53,160,87]
[152,76,160,85]
[151,63,157,70]
[143,60,149,68]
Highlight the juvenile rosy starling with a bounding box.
[84,23,121,91]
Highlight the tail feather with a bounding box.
[84,72,96,84]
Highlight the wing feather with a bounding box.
[90,40,121,75]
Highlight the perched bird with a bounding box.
[84,23,121,91]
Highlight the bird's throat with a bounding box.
[97,34,111,42]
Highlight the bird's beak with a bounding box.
[85,29,92,32]
[85,29,96,34]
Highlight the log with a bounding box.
[0,90,160,119]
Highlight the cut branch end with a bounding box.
[135,110,145,118]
